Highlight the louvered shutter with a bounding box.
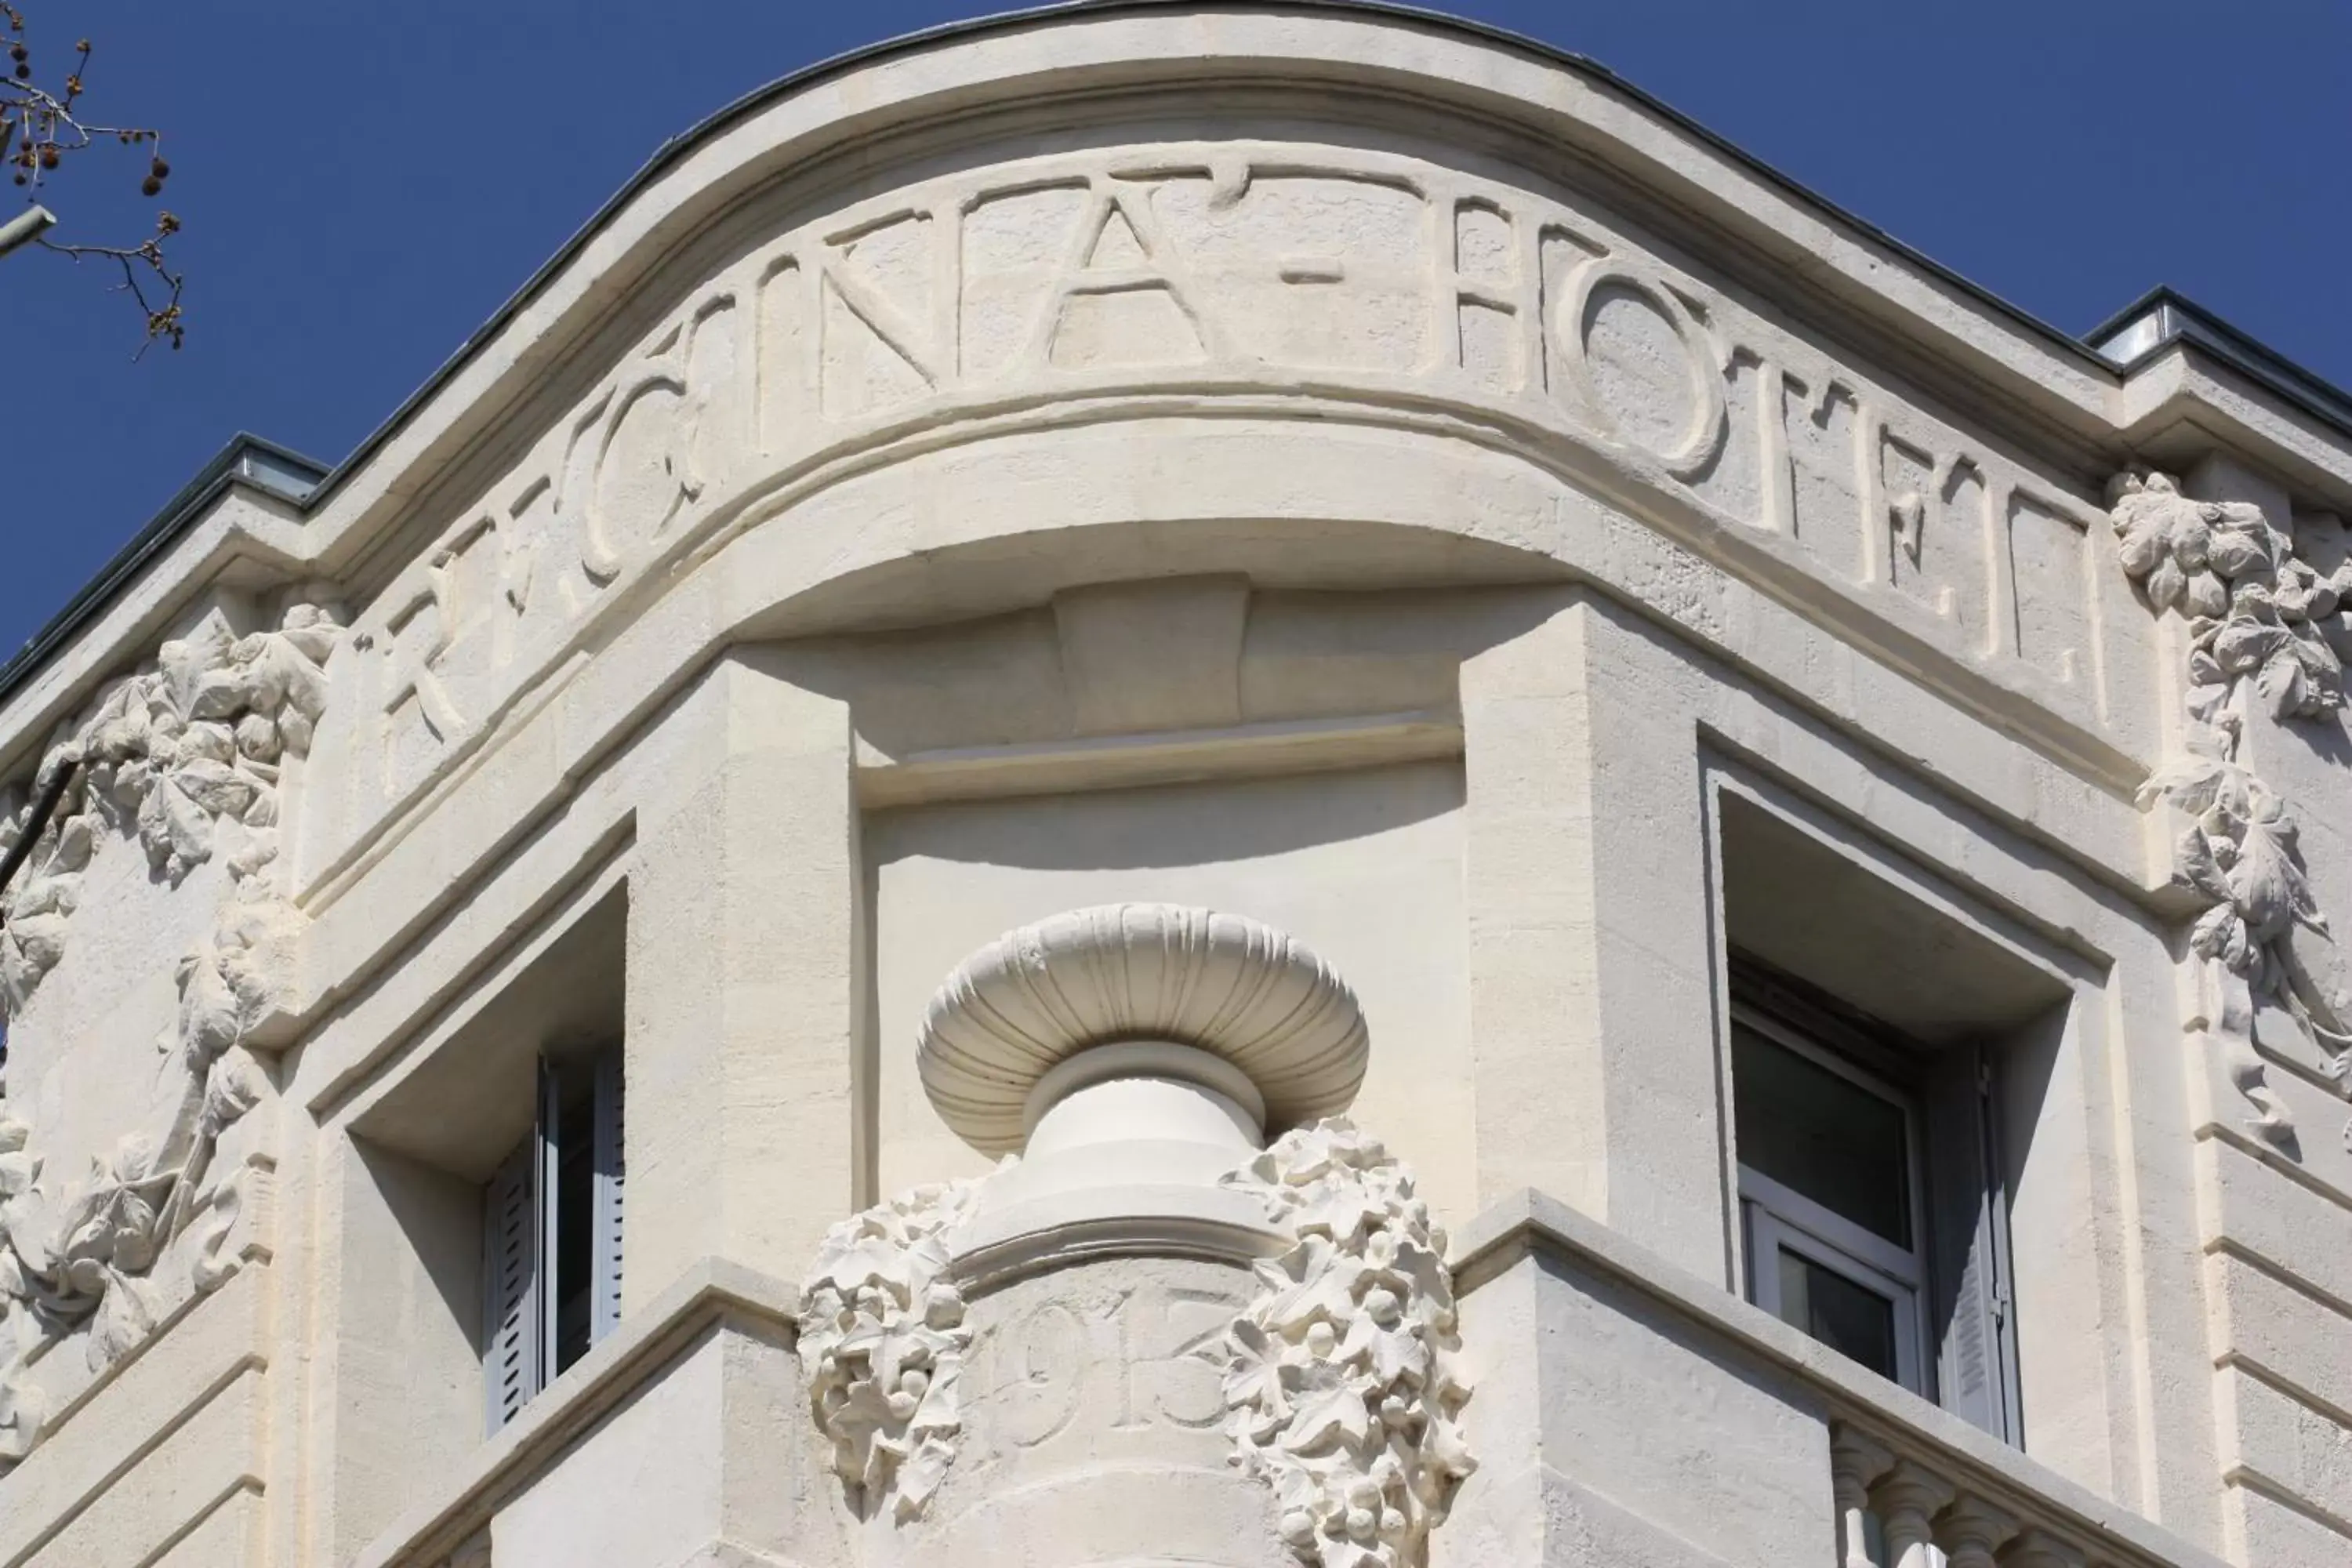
[480,1136,540,1436]
[1925,1043,2022,1443]
[535,1058,564,1370]
[590,1046,625,1344]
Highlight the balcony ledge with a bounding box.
[1451,1187,2227,1568]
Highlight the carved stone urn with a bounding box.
[917,902,1370,1278]
[802,906,1468,1568]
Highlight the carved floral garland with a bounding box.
[0,602,339,1465]
[1220,1120,1475,1568]
[2109,471,2352,1142]
[797,1173,989,1522]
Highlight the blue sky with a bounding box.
[7,0,2350,656]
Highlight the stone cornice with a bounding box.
[11,5,2352,793]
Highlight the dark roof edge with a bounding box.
[0,433,327,706]
[288,0,2129,523]
[2088,285,2352,437]
[13,2,2352,719]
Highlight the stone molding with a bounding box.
[0,601,340,1468]
[796,1174,990,1523]
[1220,1119,1475,1568]
[916,903,1369,1156]
[2107,471,2352,1145]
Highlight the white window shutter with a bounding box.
[590,1046,625,1345]
[1925,1044,2021,1443]
[481,1136,540,1436]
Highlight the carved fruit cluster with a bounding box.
[2140,741,2324,993]
[2111,470,2352,723]
[0,1049,259,1408]
[797,1175,986,1523]
[2110,470,2352,1134]
[1221,1120,1475,1568]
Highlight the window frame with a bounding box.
[1731,1000,1934,1399]
[1706,765,2057,1454]
[1725,958,2026,1448]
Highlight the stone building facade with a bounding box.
[0,5,2348,1565]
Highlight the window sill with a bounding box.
[350,1258,798,1568]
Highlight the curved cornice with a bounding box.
[7,1,2350,782]
[290,0,2122,528]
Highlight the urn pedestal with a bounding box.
[913,1254,1292,1568]
[806,904,1467,1568]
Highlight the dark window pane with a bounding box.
[551,1086,595,1374]
[1777,1248,1898,1381]
[1733,1023,1911,1246]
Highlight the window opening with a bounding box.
[1729,961,2021,1443]
[484,1042,623,1433]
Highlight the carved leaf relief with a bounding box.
[0,600,339,1468]
[2110,470,2352,1142]
[797,1172,995,1522]
[1220,1119,1474,1568]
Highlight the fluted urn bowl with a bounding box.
[917,903,1370,1156]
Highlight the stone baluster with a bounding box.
[1936,1494,2019,1568]
[1870,1459,1957,1568]
[1997,1526,2088,1568]
[1831,1425,1896,1568]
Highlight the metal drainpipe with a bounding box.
[0,757,80,906]
[0,757,79,1073]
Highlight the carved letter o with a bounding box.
[1555,262,1726,479]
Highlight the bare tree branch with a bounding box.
[2,5,184,353]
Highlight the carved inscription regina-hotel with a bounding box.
[307,144,2121,884]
